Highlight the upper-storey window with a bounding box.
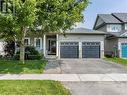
[125,24,127,30]
[107,24,122,32]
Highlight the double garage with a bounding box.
[58,33,105,59]
[60,42,100,58]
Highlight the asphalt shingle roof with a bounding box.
[37,27,105,35]
[112,13,127,23]
[107,30,127,37]
[65,28,105,34]
[98,14,121,24]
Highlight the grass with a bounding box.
[104,57,127,65]
[0,60,47,74]
[0,80,71,95]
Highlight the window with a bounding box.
[34,38,42,50]
[1,2,7,12]
[125,24,127,30]
[24,38,30,46]
[107,24,121,32]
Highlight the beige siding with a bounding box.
[105,38,118,56]
[105,38,118,52]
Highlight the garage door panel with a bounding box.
[60,42,79,58]
[82,42,100,58]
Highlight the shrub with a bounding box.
[14,53,20,60]
[14,46,42,60]
[28,55,42,60]
[4,40,15,58]
[105,54,112,58]
[105,51,113,58]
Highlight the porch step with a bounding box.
[45,56,57,60]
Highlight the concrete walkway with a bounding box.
[1,74,127,82]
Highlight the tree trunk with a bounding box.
[20,43,25,64]
[20,27,26,64]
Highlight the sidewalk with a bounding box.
[1,74,127,82]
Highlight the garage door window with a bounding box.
[61,42,78,46]
[82,42,100,46]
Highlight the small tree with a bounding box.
[0,0,37,63]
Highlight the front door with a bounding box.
[48,39,56,55]
[121,43,127,58]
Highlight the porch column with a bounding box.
[79,42,82,59]
[56,34,59,58]
[100,41,104,58]
[43,35,46,57]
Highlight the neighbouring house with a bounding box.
[93,13,127,58]
[22,28,105,59]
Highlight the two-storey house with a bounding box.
[94,13,127,58]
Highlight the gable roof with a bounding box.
[93,13,127,29]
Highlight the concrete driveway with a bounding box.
[44,59,127,74]
[63,82,127,95]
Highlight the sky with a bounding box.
[77,0,127,29]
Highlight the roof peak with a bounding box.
[93,13,127,29]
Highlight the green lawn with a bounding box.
[105,57,127,65]
[0,60,47,74]
[0,80,70,95]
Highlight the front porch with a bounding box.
[43,34,59,59]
